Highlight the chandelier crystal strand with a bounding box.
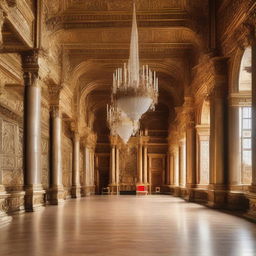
[107,104,139,144]
[112,3,159,121]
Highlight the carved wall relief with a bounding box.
[41,137,49,189]
[62,135,72,194]
[0,117,23,190]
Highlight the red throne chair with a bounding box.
[136,185,148,195]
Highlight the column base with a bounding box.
[161,185,175,195]
[109,184,119,195]
[47,186,65,205]
[183,186,209,204]
[0,190,12,227]
[7,190,25,214]
[24,185,46,212]
[245,187,256,221]
[207,188,227,209]
[173,187,181,197]
[71,186,81,198]
[81,186,95,196]
[180,187,187,199]
[184,188,195,202]
[226,191,249,211]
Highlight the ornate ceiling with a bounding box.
[41,0,211,136]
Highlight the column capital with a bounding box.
[21,50,40,73]
[48,84,63,105]
[82,136,96,151]
[169,144,179,155]
[210,57,229,90]
[50,105,61,118]
[137,135,149,146]
[72,131,80,142]
[209,85,227,99]
[109,135,119,146]
[22,50,40,87]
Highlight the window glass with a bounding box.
[240,107,252,184]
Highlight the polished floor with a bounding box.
[1,196,256,256]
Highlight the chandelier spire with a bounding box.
[128,3,140,86]
[107,2,158,143]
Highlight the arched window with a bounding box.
[239,47,252,91]
[197,100,210,186]
[239,47,252,185]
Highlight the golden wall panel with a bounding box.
[119,146,137,186]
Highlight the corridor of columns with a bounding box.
[0,0,256,255]
[1,195,256,256]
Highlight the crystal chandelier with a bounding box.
[112,3,158,121]
[107,104,139,143]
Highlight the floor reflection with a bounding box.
[0,196,256,256]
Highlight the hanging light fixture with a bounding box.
[107,104,139,143]
[112,2,158,121]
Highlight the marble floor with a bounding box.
[0,195,256,256]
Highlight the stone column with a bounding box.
[48,106,64,204]
[228,103,241,187]
[90,149,95,192]
[166,152,171,185]
[84,146,90,196]
[109,135,118,194]
[173,146,179,186]
[138,143,143,184]
[81,144,86,197]
[143,145,148,184]
[115,146,119,193]
[71,132,81,198]
[179,138,186,187]
[89,150,92,186]
[111,145,116,185]
[208,57,228,208]
[22,50,45,211]
[185,99,197,192]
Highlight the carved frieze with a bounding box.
[63,0,186,12]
